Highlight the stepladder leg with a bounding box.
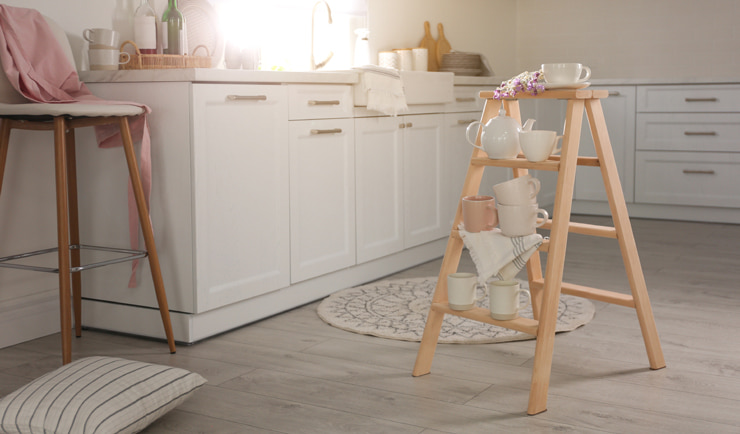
[586,99,665,370]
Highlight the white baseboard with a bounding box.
[82,238,448,344]
[0,290,60,349]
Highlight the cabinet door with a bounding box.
[404,114,447,247]
[575,86,636,202]
[192,84,290,312]
[354,116,404,263]
[289,119,356,282]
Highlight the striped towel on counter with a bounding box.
[458,225,543,285]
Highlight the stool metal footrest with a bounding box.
[0,244,148,273]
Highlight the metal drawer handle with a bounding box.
[682,169,716,175]
[684,131,717,136]
[608,91,621,96]
[227,95,267,101]
[458,119,478,124]
[456,97,476,102]
[310,128,343,135]
[685,97,718,102]
[308,100,341,106]
[399,123,406,129]
[405,122,413,128]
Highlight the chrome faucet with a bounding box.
[310,0,334,70]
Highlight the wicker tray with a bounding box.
[119,40,211,70]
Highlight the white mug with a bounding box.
[492,174,540,205]
[447,272,483,311]
[88,49,130,71]
[519,130,563,163]
[541,63,591,84]
[497,203,548,237]
[83,28,120,49]
[488,280,531,320]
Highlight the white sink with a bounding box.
[353,70,455,106]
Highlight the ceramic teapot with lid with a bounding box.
[465,103,535,159]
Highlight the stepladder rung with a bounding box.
[539,220,617,238]
[431,302,539,335]
[530,279,635,308]
[470,155,600,171]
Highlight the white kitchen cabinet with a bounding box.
[574,86,636,203]
[191,84,291,312]
[354,116,404,263]
[354,113,447,261]
[403,114,448,248]
[289,118,356,282]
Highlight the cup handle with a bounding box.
[535,209,549,227]
[551,136,563,155]
[579,66,592,83]
[528,177,541,199]
[83,29,93,43]
[465,121,485,150]
[517,288,532,311]
[119,52,130,65]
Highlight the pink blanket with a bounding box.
[0,5,152,287]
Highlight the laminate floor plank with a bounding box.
[0,217,739,433]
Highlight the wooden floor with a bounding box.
[1,215,739,433]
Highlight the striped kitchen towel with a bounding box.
[458,226,543,285]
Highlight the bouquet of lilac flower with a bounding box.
[493,69,546,99]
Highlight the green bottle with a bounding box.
[162,0,186,55]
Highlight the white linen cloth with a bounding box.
[353,65,408,116]
[458,225,543,285]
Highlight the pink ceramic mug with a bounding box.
[462,195,498,232]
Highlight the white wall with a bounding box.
[515,0,740,79]
[367,0,519,77]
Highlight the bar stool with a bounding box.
[0,11,175,364]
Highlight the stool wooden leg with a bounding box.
[0,120,10,196]
[53,118,73,365]
[65,128,83,338]
[118,118,176,353]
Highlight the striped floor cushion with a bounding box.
[0,356,206,434]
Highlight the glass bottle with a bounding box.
[162,0,186,55]
[134,0,157,54]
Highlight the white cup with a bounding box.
[378,51,399,69]
[394,49,413,71]
[541,63,591,84]
[497,203,548,237]
[83,28,120,49]
[88,49,130,71]
[488,280,531,320]
[492,174,540,205]
[447,272,483,311]
[412,48,428,71]
[519,130,563,163]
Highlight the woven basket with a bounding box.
[119,40,211,70]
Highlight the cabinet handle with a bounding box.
[310,128,343,135]
[308,100,341,106]
[227,95,267,101]
[684,131,717,136]
[456,97,475,102]
[458,119,478,124]
[685,97,718,102]
[405,122,413,128]
[608,91,621,96]
[682,169,716,175]
[399,123,406,129]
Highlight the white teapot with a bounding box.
[466,104,535,159]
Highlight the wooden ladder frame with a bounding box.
[412,89,666,415]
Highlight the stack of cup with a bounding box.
[492,174,548,237]
[84,28,129,70]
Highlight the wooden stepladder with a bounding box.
[412,89,666,415]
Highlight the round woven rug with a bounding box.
[317,277,595,344]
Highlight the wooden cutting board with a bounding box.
[419,21,438,71]
[436,23,451,66]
